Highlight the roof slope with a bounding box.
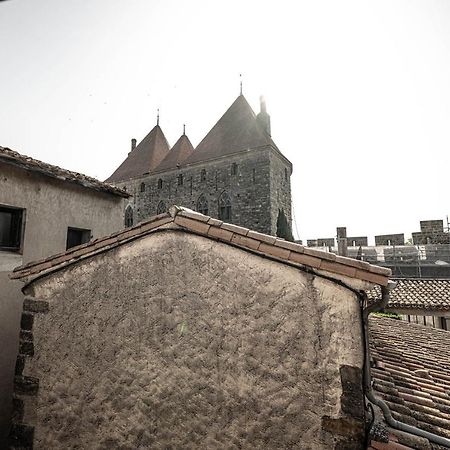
[370,316,450,440]
[184,95,279,165]
[0,146,128,198]
[106,125,170,182]
[155,134,194,172]
[368,278,450,312]
[11,206,390,286]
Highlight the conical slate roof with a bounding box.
[106,125,170,182]
[184,95,278,165]
[155,133,194,172]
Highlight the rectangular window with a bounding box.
[66,227,91,250]
[0,205,24,251]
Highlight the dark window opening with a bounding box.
[125,206,133,228]
[140,182,145,192]
[252,168,256,183]
[0,205,24,251]
[200,169,206,182]
[66,227,91,250]
[157,179,163,189]
[218,191,231,221]
[231,163,238,176]
[157,201,167,215]
[197,194,209,216]
[285,168,288,181]
[177,174,183,186]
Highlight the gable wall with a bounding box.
[15,231,365,448]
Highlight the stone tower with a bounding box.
[106,95,293,237]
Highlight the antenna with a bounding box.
[157,109,160,126]
[183,123,186,135]
[239,73,243,95]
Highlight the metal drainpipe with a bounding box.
[362,281,450,448]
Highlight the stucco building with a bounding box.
[106,94,293,238]
[9,206,392,449]
[0,146,128,442]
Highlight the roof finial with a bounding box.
[239,73,243,95]
[183,123,186,135]
[157,108,160,126]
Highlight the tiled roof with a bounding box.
[154,134,194,172]
[11,206,390,286]
[106,125,170,182]
[184,95,286,165]
[369,316,450,441]
[368,278,450,312]
[0,146,129,198]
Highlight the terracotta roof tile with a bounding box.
[369,316,450,440]
[368,278,450,312]
[106,125,170,182]
[184,95,283,165]
[154,134,194,172]
[11,206,391,288]
[0,146,129,198]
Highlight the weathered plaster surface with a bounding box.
[25,231,363,449]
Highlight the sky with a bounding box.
[1,0,450,243]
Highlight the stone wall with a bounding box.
[117,146,292,236]
[12,231,365,449]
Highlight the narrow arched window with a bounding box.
[157,179,163,189]
[285,168,288,181]
[125,205,133,228]
[177,174,183,186]
[140,182,145,192]
[218,191,231,221]
[197,194,208,216]
[200,169,206,182]
[231,163,238,176]
[157,200,167,215]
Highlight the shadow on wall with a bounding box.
[0,273,23,445]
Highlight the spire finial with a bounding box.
[183,123,186,135]
[239,73,243,95]
[157,108,160,126]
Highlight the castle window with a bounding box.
[157,179,163,189]
[157,201,167,215]
[197,194,209,216]
[231,163,238,176]
[125,206,133,228]
[200,169,206,182]
[252,168,256,183]
[140,182,145,192]
[177,174,183,186]
[285,168,288,181]
[66,227,91,250]
[218,191,231,221]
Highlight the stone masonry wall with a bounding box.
[117,146,292,237]
[12,231,365,449]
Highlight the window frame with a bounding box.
[66,226,91,250]
[0,204,26,254]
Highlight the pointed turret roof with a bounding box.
[155,133,194,172]
[106,125,170,182]
[184,95,278,165]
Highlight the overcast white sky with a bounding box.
[1,0,449,243]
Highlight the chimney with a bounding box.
[337,227,348,257]
[256,95,271,136]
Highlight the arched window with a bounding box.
[157,200,167,215]
[157,179,163,189]
[140,182,145,192]
[284,168,288,181]
[231,163,238,176]
[218,191,231,221]
[200,169,206,182]
[177,174,183,186]
[125,206,133,228]
[197,194,208,216]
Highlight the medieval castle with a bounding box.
[106,94,293,238]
